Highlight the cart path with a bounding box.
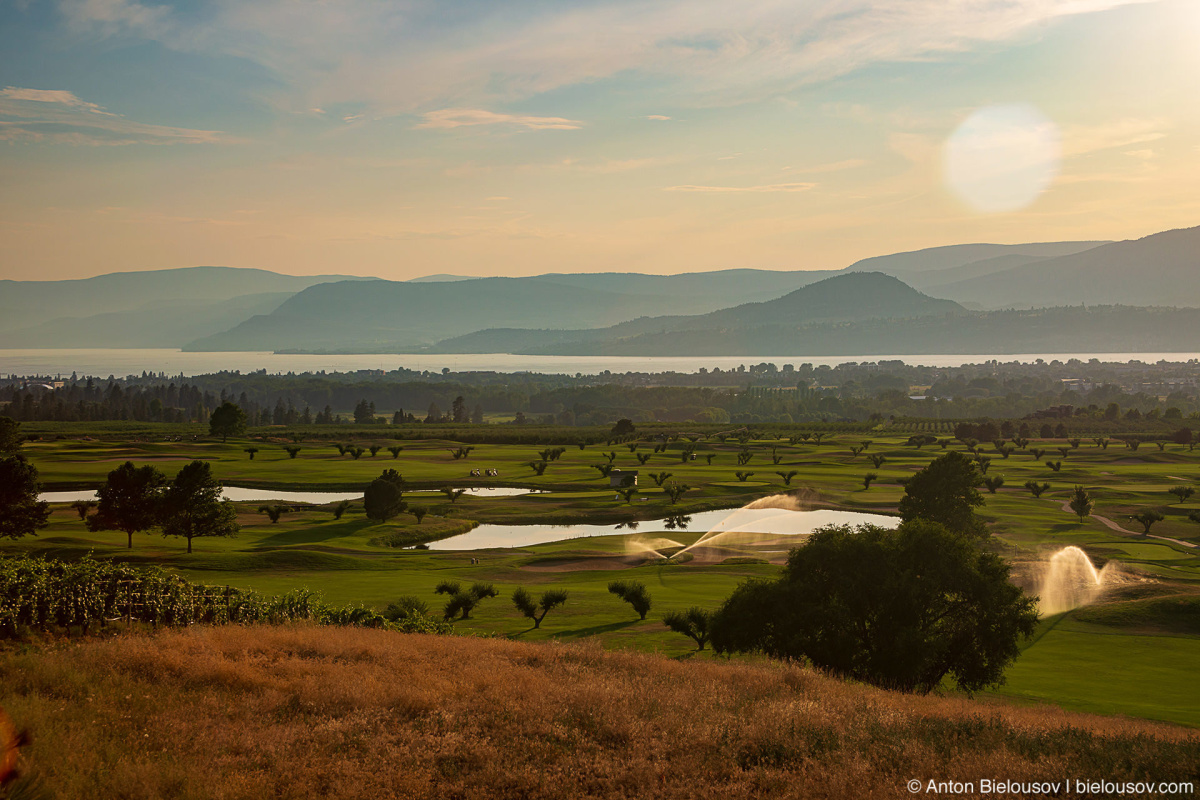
[1059,501,1198,549]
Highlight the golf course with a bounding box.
[5,420,1198,729]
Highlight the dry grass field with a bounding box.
[2,626,1197,800]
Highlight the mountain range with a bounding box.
[0,267,374,349]
[3,225,1197,356]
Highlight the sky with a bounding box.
[1,0,1198,281]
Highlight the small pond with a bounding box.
[40,486,540,504]
[428,507,898,550]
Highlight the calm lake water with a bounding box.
[428,507,897,550]
[40,486,538,504]
[5,348,1199,378]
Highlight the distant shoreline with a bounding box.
[1,348,1198,379]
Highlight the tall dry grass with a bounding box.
[1,626,1196,799]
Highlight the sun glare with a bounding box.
[943,104,1062,214]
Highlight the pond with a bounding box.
[40,486,540,504]
[427,507,898,550]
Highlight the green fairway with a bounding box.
[7,425,1200,726]
[996,617,1200,727]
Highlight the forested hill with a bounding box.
[428,305,1200,357]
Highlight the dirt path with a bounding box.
[1058,501,1198,549]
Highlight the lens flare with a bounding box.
[943,104,1061,213]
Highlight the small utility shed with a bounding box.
[609,469,638,488]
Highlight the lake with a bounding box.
[40,486,539,504]
[5,348,1199,378]
[427,507,897,550]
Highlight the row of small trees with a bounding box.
[418,579,654,629]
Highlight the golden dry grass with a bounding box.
[2,626,1197,799]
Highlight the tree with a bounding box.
[410,506,428,524]
[607,580,651,619]
[0,417,22,453]
[664,483,690,504]
[662,607,713,650]
[1168,486,1195,504]
[512,587,568,629]
[87,461,166,548]
[734,471,754,482]
[387,446,403,459]
[650,471,673,487]
[332,500,351,520]
[441,487,467,504]
[364,470,407,522]
[611,418,636,437]
[243,447,259,460]
[527,460,549,476]
[868,454,886,469]
[285,446,301,459]
[0,454,51,540]
[982,475,1004,494]
[1068,486,1094,522]
[710,521,1038,694]
[354,399,375,424]
[862,472,878,490]
[1024,480,1050,498]
[452,396,468,424]
[897,451,985,537]
[776,470,799,486]
[1131,510,1164,536]
[161,461,239,554]
[208,402,247,442]
[70,499,96,521]
[258,504,286,523]
[436,581,500,620]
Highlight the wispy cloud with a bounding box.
[55,0,1161,115]
[663,182,816,193]
[1062,118,1168,157]
[646,115,671,121]
[783,158,868,175]
[0,85,224,145]
[416,109,583,131]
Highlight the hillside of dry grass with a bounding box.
[2,626,1198,800]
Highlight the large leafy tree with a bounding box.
[160,461,239,553]
[208,402,247,442]
[364,469,407,522]
[709,521,1038,694]
[0,454,51,539]
[87,461,167,549]
[0,417,23,453]
[898,450,986,537]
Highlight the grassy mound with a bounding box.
[2,626,1197,799]
[1074,593,1200,636]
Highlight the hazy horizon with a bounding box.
[3,0,1199,282]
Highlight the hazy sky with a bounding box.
[2,0,1198,281]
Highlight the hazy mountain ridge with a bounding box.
[434,305,1200,357]
[929,227,1200,308]
[429,272,962,354]
[6,227,1196,353]
[0,266,375,344]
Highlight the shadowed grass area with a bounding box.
[2,625,1197,800]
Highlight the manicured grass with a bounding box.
[996,617,1200,727]
[9,427,1200,726]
